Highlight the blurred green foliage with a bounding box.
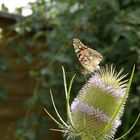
[0,0,140,139]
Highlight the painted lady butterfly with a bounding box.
[73,38,103,74]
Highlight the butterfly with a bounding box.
[73,38,103,74]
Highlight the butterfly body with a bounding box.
[73,38,103,74]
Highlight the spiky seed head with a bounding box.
[70,65,128,140]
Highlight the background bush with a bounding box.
[0,0,140,139]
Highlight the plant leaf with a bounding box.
[44,108,64,128]
[67,74,76,125]
[115,113,140,140]
[62,66,68,99]
[50,89,68,127]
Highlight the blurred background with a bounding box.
[0,0,140,140]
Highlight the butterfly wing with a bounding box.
[83,47,103,73]
[73,38,103,74]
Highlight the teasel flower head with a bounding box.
[70,65,128,140]
[44,65,136,140]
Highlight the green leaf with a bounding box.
[67,74,76,125]
[115,113,140,140]
[50,89,68,127]
[44,108,64,128]
[62,66,68,99]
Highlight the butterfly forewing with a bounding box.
[73,38,103,74]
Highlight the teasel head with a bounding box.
[70,65,128,140]
[44,65,136,140]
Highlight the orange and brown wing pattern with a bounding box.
[73,38,103,74]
